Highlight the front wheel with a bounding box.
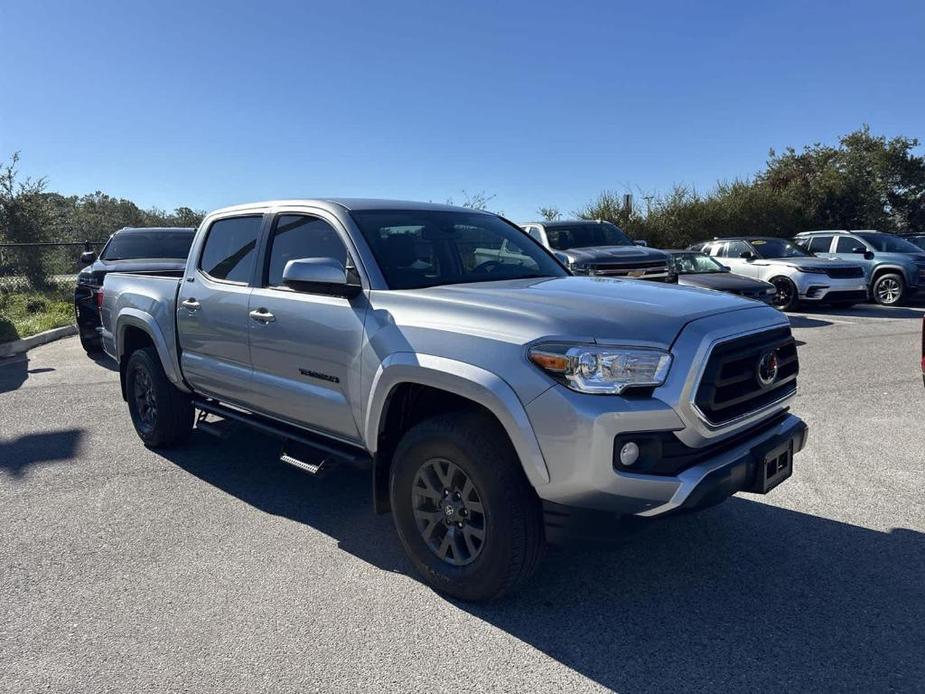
[389,412,545,601]
[872,273,906,306]
[770,277,800,311]
[125,347,194,448]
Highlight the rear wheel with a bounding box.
[125,347,193,448]
[389,412,545,601]
[770,277,799,311]
[872,273,906,306]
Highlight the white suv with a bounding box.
[689,237,868,311]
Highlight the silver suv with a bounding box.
[101,200,808,600]
[690,237,868,311]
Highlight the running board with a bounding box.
[192,398,371,474]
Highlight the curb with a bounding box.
[0,325,78,359]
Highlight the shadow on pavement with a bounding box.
[90,353,118,372]
[0,429,84,477]
[159,429,924,692]
[787,315,832,329]
[800,303,925,320]
[0,353,29,394]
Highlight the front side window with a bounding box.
[751,238,810,259]
[806,235,833,253]
[835,236,868,253]
[199,216,262,283]
[544,222,631,250]
[265,215,348,287]
[351,210,567,290]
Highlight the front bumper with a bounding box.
[793,275,868,302]
[525,378,807,514]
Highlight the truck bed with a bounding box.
[100,272,182,380]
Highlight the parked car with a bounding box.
[793,230,925,306]
[665,250,777,304]
[689,237,868,311]
[102,199,807,601]
[521,220,672,281]
[75,227,194,354]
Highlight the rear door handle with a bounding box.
[249,308,276,323]
[181,298,201,311]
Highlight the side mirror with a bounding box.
[282,257,361,297]
[740,251,756,260]
[863,251,874,260]
[80,251,97,264]
[633,240,648,247]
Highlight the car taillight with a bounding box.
[95,289,104,309]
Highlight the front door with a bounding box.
[246,212,368,441]
[177,214,263,404]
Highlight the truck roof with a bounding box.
[208,198,487,216]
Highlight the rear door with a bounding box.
[246,210,368,441]
[177,214,264,404]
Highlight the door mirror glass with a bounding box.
[282,257,360,297]
[80,251,97,264]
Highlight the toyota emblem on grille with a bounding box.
[756,350,779,387]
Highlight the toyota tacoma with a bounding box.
[101,199,808,600]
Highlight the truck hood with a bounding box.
[555,245,669,265]
[374,276,774,348]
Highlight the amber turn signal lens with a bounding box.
[528,351,569,373]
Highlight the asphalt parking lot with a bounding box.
[2,304,924,694]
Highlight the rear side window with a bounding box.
[199,216,262,283]
[265,214,348,287]
[806,235,833,253]
[835,236,867,253]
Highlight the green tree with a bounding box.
[0,152,55,286]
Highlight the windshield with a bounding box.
[751,238,811,259]
[671,252,727,274]
[905,236,925,251]
[350,210,568,290]
[101,230,194,261]
[856,233,923,254]
[545,222,632,250]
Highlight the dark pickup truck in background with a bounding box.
[521,219,673,281]
[75,227,194,353]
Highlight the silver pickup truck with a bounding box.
[102,199,808,600]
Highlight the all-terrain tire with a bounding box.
[389,411,545,601]
[125,347,194,448]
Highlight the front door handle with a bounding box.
[181,298,201,311]
[249,308,276,323]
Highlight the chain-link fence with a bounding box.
[0,241,106,293]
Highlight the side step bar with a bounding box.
[192,398,371,476]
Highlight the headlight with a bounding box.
[528,343,672,394]
[793,266,828,274]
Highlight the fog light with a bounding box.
[619,441,640,467]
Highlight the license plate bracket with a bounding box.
[755,440,793,493]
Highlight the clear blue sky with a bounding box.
[1,0,923,222]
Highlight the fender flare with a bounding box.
[870,265,909,282]
[115,309,187,390]
[364,353,551,487]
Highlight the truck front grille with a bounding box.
[587,260,671,281]
[824,266,864,279]
[693,327,798,426]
